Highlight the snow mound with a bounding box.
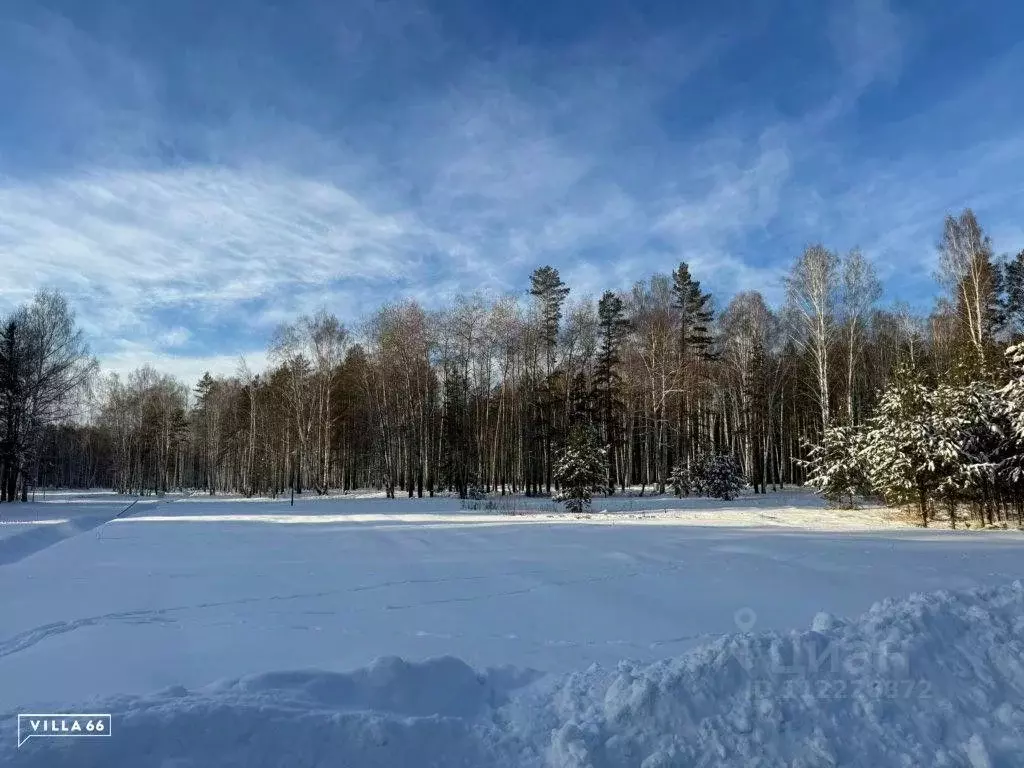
[5,582,1024,767]
[203,655,538,718]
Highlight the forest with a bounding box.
[3,208,1024,526]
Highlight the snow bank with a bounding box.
[5,582,1024,767]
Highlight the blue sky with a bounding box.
[2,0,1022,383]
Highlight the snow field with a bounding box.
[2,582,1023,767]
[1,489,1023,766]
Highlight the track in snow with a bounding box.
[2,491,1024,714]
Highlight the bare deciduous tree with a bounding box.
[1,291,95,501]
[786,244,841,431]
[841,250,882,424]
[937,209,1001,363]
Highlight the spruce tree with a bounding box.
[995,344,1024,526]
[442,366,471,499]
[860,365,960,526]
[932,377,1003,528]
[554,423,607,514]
[803,424,869,508]
[690,452,746,500]
[1001,343,1024,438]
[0,317,24,504]
[669,463,691,497]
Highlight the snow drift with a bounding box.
[4,582,1024,767]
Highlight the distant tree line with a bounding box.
[4,209,1024,521]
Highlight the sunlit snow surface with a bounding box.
[1,489,1023,766]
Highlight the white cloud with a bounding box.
[3,0,1022,374]
[0,165,440,327]
[100,340,270,386]
[782,130,1024,303]
[158,327,191,348]
[656,137,792,242]
[0,4,792,370]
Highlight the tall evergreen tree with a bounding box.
[671,262,714,360]
[1002,250,1024,341]
[529,266,570,495]
[596,291,629,492]
[194,372,219,494]
[670,262,715,475]
[442,365,472,498]
[530,266,571,372]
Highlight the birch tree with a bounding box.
[785,244,841,432]
[1,291,95,502]
[937,209,1002,365]
[840,250,881,424]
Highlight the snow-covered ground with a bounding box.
[2,489,1023,766]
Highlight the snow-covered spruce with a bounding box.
[802,425,868,508]
[807,352,1024,528]
[5,581,1024,768]
[553,424,607,514]
[685,453,746,501]
[1001,342,1024,439]
[859,366,962,526]
[669,463,691,497]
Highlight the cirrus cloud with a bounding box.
[2,0,1023,382]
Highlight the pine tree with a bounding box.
[596,291,629,492]
[553,423,607,514]
[671,262,715,360]
[194,372,218,494]
[530,266,571,362]
[670,262,715,480]
[530,266,570,496]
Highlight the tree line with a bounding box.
[3,209,1023,518]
